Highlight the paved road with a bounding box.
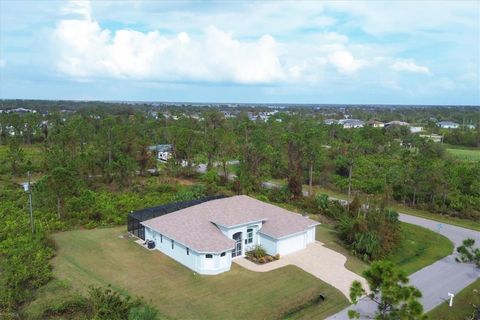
[328,214,480,319]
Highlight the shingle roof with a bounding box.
[141,195,319,253]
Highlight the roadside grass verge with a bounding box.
[23,226,349,320]
[427,279,480,320]
[387,223,454,275]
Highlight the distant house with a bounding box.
[338,119,364,129]
[148,144,173,162]
[420,133,443,143]
[129,195,319,275]
[409,126,424,133]
[367,120,385,128]
[466,124,476,130]
[324,119,338,125]
[385,121,410,127]
[437,121,459,129]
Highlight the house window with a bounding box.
[171,240,174,249]
[187,248,190,255]
[220,252,226,257]
[245,228,254,244]
[206,254,213,259]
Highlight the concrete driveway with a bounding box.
[234,241,368,299]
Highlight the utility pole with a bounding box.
[27,171,35,234]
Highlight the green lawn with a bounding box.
[387,223,454,275]
[446,147,480,161]
[427,279,480,320]
[24,226,349,320]
[315,222,453,277]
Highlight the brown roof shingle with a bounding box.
[142,195,319,253]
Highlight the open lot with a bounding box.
[26,226,349,320]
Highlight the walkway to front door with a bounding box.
[232,232,242,258]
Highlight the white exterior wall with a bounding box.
[306,226,316,244]
[259,234,278,256]
[144,226,232,275]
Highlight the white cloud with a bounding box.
[391,59,431,75]
[328,50,366,74]
[52,18,287,84]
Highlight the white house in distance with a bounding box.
[136,196,319,275]
[367,120,385,128]
[409,126,424,133]
[437,121,460,129]
[148,144,173,162]
[338,119,365,129]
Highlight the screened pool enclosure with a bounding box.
[127,195,227,240]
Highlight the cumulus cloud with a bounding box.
[328,50,366,74]
[390,59,431,75]
[49,1,438,86]
[52,16,288,83]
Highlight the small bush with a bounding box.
[274,254,280,260]
[266,256,274,262]
[246,245,267,259]
[258,257,266,264]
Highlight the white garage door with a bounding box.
[277,232,307,256]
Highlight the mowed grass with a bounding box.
[315,222,453,277]
[446,147,480,161]
[427,279,480,320]
[387,223,454,275]
[34,226,349,320]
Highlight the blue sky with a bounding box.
[0,0,479,105]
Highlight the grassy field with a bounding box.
[446,147,480,161]
[24,226,349,320]
[387,223,454,275]
[427,279,480,320]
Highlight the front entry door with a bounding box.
[232,232,242,258]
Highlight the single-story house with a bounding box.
[419,133,443,143]
[338,119,364,129]
[133,195,319,275]
[367,120,385,128]
[409,126,424,133]
[437,121,459,129]
[148,144,173,162]
[385,120,410,127]
[324,119,338,125]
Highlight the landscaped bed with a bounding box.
[245,245,280,264]
[23,226,349,320]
